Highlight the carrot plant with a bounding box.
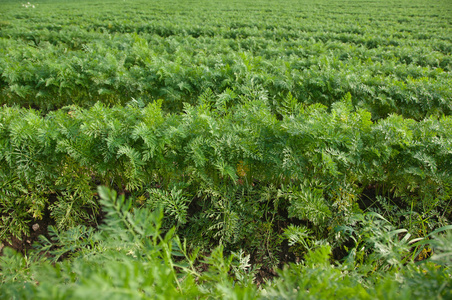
[0,0,451,296]
[1,0,450,118]
[1,97,450,263]
[1,187,450,299]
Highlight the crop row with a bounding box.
[1,0,451,294]
[1,96,451,252]
[1,0,451,119]
[1,35,450,119]
[2,185,451,299]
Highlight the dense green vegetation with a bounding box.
[1,0,451,298]
[1,187,452,299]
[1,0,451,118]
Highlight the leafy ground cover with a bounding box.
[1,0,451,118]
[2,187,451,299]
[0,0,451,298]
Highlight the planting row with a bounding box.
[1,186,451,299]
[1,0,451,118]
[2,186,450,299]
[1,96,451,254]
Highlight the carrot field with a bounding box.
[1,0,451,298]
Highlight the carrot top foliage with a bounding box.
[0,0,451,298]
[0,0,451,119]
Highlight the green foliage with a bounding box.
[280,182,331,229]
[1,0,451,119]
[0,0,451,297]
[284,224,312,247]
[1,188,450,299]
[0,186,260,299]
[146,185,191,229]
[0,97,450,257]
